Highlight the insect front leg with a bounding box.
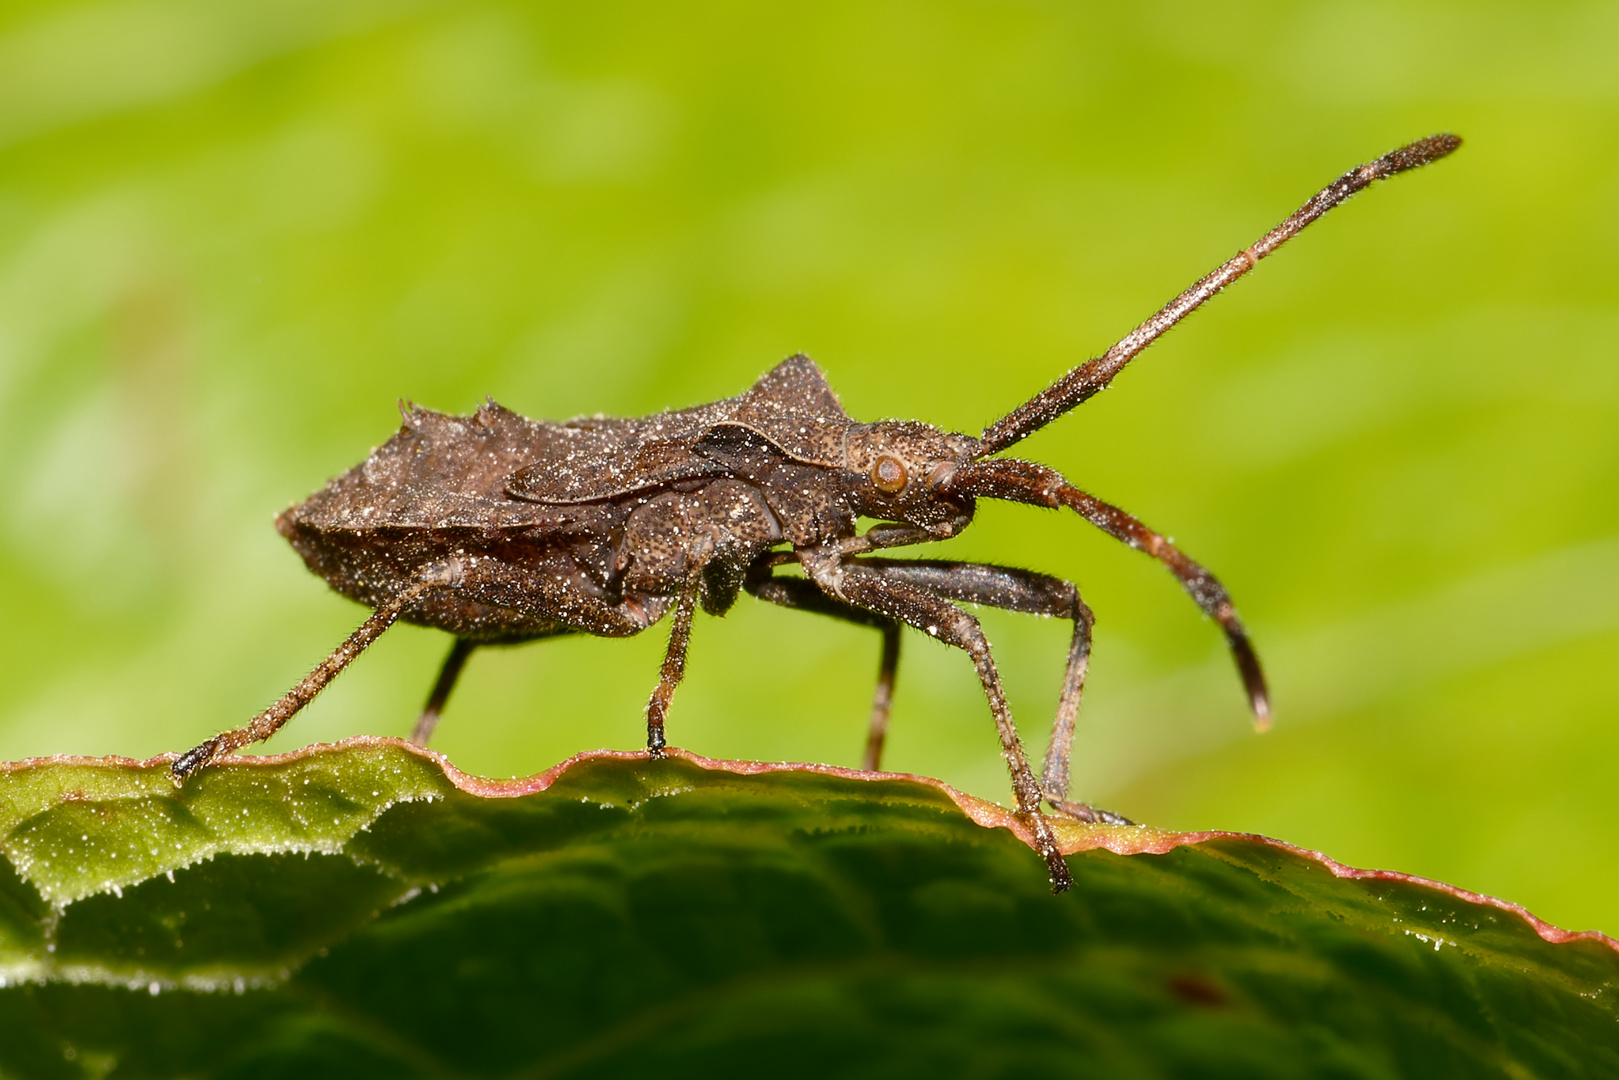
[851,559,1129,826]
[171,559,463,782]
[798,549,1073,892]
[743,561,901,771]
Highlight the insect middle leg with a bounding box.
[743,564,901,771]
[644,571,702,756]
[797,551,1074,891]
[408,626,580,747]
[410,638,476,746]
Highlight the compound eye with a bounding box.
[870,455,908,494]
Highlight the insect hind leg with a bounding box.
[171,560,462,783]
[410,638,476,746]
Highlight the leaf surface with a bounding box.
[1,740,1615,1078]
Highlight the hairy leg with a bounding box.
[864,626,900,771]
[172,560,461,782]
[798,549,1073,892]
[854,559,1129,825]
[645,573,702,756]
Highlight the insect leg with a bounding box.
[409,638,476,746]
[171,560,462,782]
[865,626,900,772]
[852,559,1126,825]
[645,572,702,756]
[743,564,902,770]
[799,551,1073,892]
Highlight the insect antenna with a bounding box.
[941,457,1269,727]
[976,133,1462,458]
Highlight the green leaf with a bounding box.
[1,741,1616,1078]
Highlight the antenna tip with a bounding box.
[1381,133,1463,175]
[1249,685,1272,733]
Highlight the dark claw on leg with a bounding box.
[170,736,224,785]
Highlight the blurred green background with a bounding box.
[1,1,1615,931]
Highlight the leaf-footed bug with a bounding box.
[173,135,1461,891]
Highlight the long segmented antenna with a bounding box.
[977,133,1462,457]
[943,457,1269,727]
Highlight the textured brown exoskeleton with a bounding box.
[173,135,1461,891]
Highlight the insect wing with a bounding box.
[504,422,727,504]
[506,355,854,505]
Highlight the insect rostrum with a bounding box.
[173,134,1461,892]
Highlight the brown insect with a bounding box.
[173,135,1461,890]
